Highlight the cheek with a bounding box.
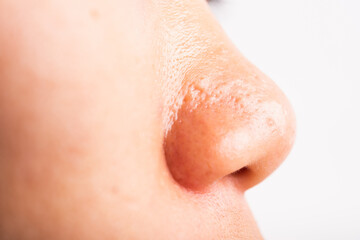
[0,1,166,239]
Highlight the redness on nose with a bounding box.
[163,78,296,191]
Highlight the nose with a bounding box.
[160,2,296,192]
[164,71,296,191]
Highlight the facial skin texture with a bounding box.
[0,0,295,239]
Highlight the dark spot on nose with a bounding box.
[111,186,119,195]
[90,9,100,20]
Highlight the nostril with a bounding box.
[231,167,249,177]
[228,167,253,190]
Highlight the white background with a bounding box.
[210,1,360,239]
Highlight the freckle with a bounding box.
[90,9,100,20]
[111,186,119,195]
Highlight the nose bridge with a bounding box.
[155,0,276,134]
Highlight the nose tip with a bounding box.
[164,73,296,191]
[218,96,296,190]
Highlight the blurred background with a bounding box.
[210,0,360,239]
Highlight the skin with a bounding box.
[0,0,296,239]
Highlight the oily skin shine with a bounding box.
[0,0,295,239]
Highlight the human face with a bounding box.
[0,0,296,239]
